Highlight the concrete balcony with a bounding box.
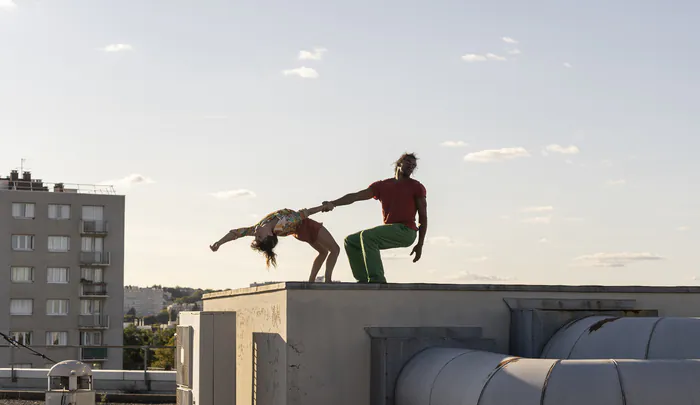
[80,281,108,297]
[80,251,111,266]
[80,220,109,235]
[81,346,108,361]
[79,315,110,329]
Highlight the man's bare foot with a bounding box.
[209,243,220,252]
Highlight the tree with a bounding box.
[151,333,176,370]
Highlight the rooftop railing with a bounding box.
[0,179,116,195]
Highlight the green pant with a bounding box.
[344,224,417,283]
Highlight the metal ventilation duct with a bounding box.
[395,347,700,405]
[541,316,700,359]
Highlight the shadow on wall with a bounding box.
[252,333,286,405]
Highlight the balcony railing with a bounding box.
[80,220,109,234]
[80,282,108,297]
[79,315,110,329]
[80,252,111,266]
[81,347,108,361]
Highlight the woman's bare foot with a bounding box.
[209,242,220,252]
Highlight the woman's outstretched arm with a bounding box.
[210,226,255,251]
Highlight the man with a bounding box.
[322,152,428,283]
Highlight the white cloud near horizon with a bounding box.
[210,189,256,200]
[298,47,327,60]
[0,0,16,9]
[502,37,518,44]
[100,174,154,190]
[442,270,514,283]
[464,147,530,163]
[522,206,554,213]
[677,226,691,232]
[545,144,580,155]
[521,216,551,224]
[462,53,507,62]
[440,141,468,147]
[426,236,476,248]
[102,44,133,52]
[573,252,665,267]
[282,67,319,79]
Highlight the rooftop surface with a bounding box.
[202,281,700,300]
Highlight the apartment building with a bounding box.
[123,286,167,317]
[0,170,125,370]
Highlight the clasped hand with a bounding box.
[321,201,335,212]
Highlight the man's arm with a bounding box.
[411,196,428,262]
[324,187,374,208]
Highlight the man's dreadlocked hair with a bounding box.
[394,152,419,176]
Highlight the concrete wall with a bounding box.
[203,282,700,405]
[0,368,175,393]
[0,189,125,370]
[203,286,287,405]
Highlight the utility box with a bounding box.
[177,311,236,405]
[45,360,95,405]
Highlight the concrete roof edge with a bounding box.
[201,282,700,300]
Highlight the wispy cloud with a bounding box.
[573,252,665,267]
[440,140,468,148]
[426,236,476,248]
[544,144,580,155]
[539,237,549,243]
[102,44,133,52]
[521,216,551,224]
[563,62,573,68]
[298,47,327,60]
[210,189,256,199]
[522,206,554,213]
[507,49,522,55]
[462,53,507,62]
[502,37,518,44]
[0,0,16,9]
[464,147,530,163]
[442,270,514,283]
[100,174,154,190]
[677,226,691,232]
[282,67,319,79]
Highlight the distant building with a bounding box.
[0,169,125,370]
[123,286,166,317]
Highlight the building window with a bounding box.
[81,268,103,282]
[11,235,34,251]
[11,267,34,283]
[47,267,69,284]
[82,205,104,221]
[80,331,102,346]
[46,332,68,346]
[12,203,35,219]
[48,236,70,252]
[81,236,103,252]
[10,331,32,346]
[80,299,102,315]
[10,299,33,315]
[48,204,70,220]
[46,299,69,316]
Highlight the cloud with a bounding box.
[563,62,573,68]
[461,53,507,62]
[606,179,626,186]
[100,174,154,189]
[539,237,549,243]
[210,189,256,200]
[102,44,133,52]
[282,67,319,79]
[464,147,530,163]
[298,47,327,60]
[0,0,16,9]
[507,49,522,55]
[443,270,514,283]
[522,206,554,213]
[573,252,665,268]
[677,226,691,232]
[426,236,476,248]
[545,144,580,155]
[440,141,468,148]
[521,216,551,224]
[502,37,518,44]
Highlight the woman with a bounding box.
[209,204,340,283]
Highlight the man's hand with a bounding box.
[321,201,335,212]
[410,243,423,262]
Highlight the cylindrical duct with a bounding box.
[541,316,700,359]
[395,347,700,405]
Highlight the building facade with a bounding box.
[0,170,125,369]
[123,286,166,317]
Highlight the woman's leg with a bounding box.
[307,242,329,282]
[313,226,341,282]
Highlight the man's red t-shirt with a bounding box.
[369,178,427,231]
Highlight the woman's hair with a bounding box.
[250,235,279,268]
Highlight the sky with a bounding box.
[1,0,698,289]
